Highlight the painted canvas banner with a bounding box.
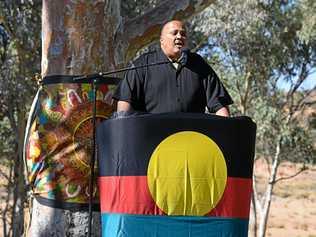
[24,75,117,209]
[97,113,256,236]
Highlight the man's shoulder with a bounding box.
[188,51,208,64]
[134,49,161,65]
[187,51,213,74]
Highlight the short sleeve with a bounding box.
[112,65,145,111]
[204,69,234,113]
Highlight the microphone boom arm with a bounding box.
[73,60,171,82]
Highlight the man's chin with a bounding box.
[175,46,183,50]
[173,47,183,55]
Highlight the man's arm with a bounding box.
[204,70,233,117]
[117,100,132,112]
[215,106,230,117]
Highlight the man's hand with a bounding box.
[117,101,132,112]
[215,107,230,117]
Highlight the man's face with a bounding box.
[160,21,187,60]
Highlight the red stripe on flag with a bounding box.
[99,176,252,218]
[207,177,252,218]
[99,176,165,215]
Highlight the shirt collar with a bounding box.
[158,48,181,70]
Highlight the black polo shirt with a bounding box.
[113,49,233,113]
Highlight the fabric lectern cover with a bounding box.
[97,113,256,236]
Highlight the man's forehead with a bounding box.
[162,21,186,33]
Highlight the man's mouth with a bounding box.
[175,42,184,48]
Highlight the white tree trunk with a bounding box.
[257,136,282,237]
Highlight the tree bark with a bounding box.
[12,110,27,237]
[1,164,13,237]
[250,179,258,237]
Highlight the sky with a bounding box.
[277,72,316,91]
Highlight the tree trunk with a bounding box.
[257,135,282,237]
[1,164,13,237]
[12,111,27,237]
[42,0,120,76]
[250,186,258,237]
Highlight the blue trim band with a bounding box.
[101,213,249,237]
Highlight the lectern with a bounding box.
[97,113,256,237]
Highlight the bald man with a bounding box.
[113,20,233,116]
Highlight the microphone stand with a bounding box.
[73,59,172,237]
[88,77,98,237]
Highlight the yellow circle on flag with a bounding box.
[147,131,227,216]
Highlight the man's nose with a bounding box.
[176,32,182,38]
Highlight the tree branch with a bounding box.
[123,0,215,61]
[0,167,10,181]
[286,62,308,103]
[191,34,209,52]
[252,173,263,212]
[273,164,308,184]
[293,86,316,112]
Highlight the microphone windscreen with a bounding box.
[178,48,189,66]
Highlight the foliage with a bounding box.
[193,0,315,162]
[0,118,15,165]
[0,0,41,122]
[0,0,41,166]
[0,1,41,236]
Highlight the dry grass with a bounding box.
[254,159,316,237]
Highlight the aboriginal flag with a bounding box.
[97,113,256,237]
